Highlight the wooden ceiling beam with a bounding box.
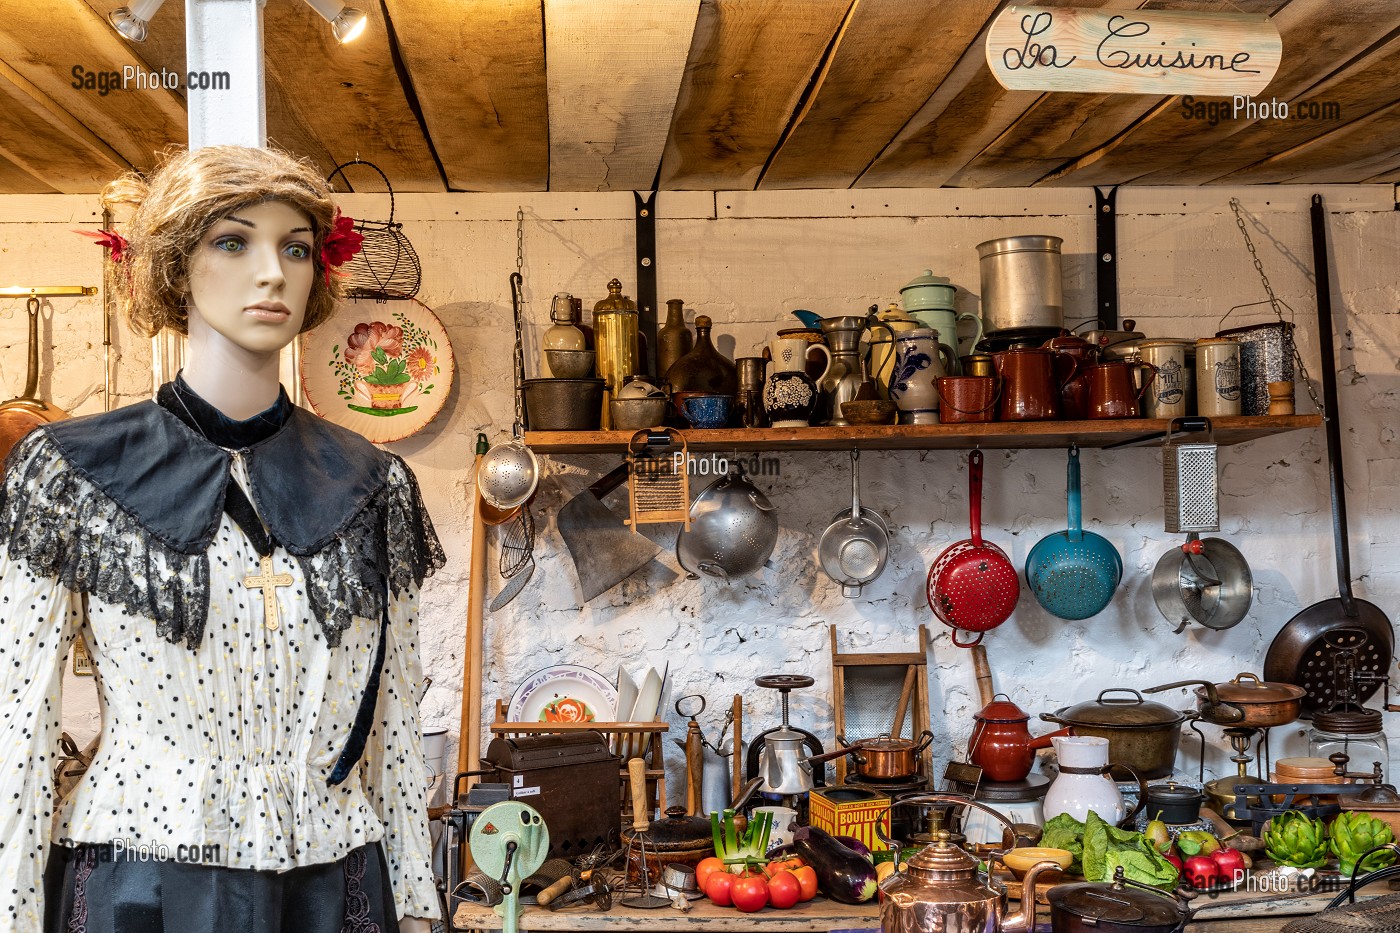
[384,0,548,192]
[545,0,700,192]
[0,59,130,193]
[0,0,186,175]
[658,0,848,191]
[1038,0,1400,187]
[0,151,59,195]
[758,0,1001,190]
[1210,98,1400,183]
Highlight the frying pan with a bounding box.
[926,450,1020,647]
[1263,195,1393,718]
[0,297,69,459]
[1024,445,1122,620]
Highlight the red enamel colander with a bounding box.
[927,450,1021,647]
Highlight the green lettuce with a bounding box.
[1040,812,1085,875]
[1082,811,1180,890]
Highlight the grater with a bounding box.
[1163,419,1219,533]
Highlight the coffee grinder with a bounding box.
[744,674,827,816]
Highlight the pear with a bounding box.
[1144,814,1173,855]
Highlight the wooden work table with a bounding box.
[453,881,1371,931]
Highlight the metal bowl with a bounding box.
[1151,537,1253,632]
[611,397,667,432]
[545,349,596,379]
[523,377,604,431]
[478,440,540,510]
[676,474,778,581]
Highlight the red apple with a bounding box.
[1211,847,1246,884]
[1185,855,1222,889]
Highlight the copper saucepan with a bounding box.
[808,731,934,780]
[0,297,69,458]
[1146,672,1304,729]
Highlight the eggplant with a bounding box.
[792,825,879,904]
[834,834,874,862]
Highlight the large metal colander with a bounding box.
[676,472,778,581]
[478,438,540,510]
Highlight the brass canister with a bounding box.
[593,278,638,396]
[959,354,996,378]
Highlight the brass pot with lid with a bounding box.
[880,794,1059,933]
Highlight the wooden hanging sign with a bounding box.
[985,6,1281,96]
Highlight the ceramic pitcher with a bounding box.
[889,328,954,424]
[1043,736,1143,826]
[765,337,831,428]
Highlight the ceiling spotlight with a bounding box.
[107,0,166,42]
[302,0,368,43]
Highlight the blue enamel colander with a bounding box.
[1025,446,1122,620]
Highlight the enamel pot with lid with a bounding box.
[968,695,1072,783]
[1040,689,1193,781]
[1046,870,1192,933]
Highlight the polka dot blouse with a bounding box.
[0,439,440,930]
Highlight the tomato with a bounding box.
[731,873,769,913]
[695,857,725,892]
[705,870,736,907]
[791,865,818,902]
[764,856,806,878]
[766,870,801,909]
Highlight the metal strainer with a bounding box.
[675,472,778,581]
[478,439,540,510]
[1025,446,1122,621]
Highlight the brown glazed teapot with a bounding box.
[968,695,1072,783]
[1042,331,1099,419]
[881,795,1059,933]
[993,347,1076,421]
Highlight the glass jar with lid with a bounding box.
[541,292,587,375]
[1308,709,1389,778]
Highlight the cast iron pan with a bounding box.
[1263,195,1393,719]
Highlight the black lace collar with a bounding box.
[41,385,388,557]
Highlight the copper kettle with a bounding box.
[880,794,1060,933]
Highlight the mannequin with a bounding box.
[0,147,440,933]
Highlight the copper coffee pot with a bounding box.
[1085,360,1157,419]
[880,794,1058,933]
[1042,331,1099,419]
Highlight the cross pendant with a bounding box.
[244,554,294,631]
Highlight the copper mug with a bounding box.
[1085,360,1158,418]
[993,348,1077,421]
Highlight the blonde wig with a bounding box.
[101,145,342,338]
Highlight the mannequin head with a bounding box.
[101,145,341,341]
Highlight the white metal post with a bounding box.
[185,0,267,149]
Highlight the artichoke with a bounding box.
[1263,811,1329,869]
[1329,812,1397,877]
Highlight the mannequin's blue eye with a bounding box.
[285,242,311,260]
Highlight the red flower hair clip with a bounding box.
[76,228,130,264]
[321,210,364,285]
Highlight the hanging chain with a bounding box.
[510,208,527,436]
[1228,198,1323,416]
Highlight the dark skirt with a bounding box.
[44,842,398,933]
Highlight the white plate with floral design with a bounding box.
[299,297,455,443]
[508,664,618,724]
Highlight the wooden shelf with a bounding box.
[524,415,1320,454]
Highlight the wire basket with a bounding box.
[326,160,421,302]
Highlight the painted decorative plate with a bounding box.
[299,297,454,443]
[508,664,618,725]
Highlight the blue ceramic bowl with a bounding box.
[683,394,732,429]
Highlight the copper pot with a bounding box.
[993,347,1076,421]
[1085,360,1157,419]
[1146,672,1305,729]
[936,376,999,424]
[809,731,934,780]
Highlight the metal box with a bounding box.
[483,732,621,859]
